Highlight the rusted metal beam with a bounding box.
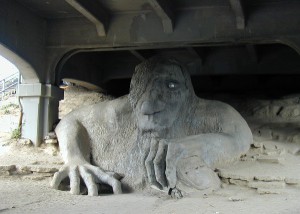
[66,0,109,37]
[148,0,174,33]
[229,0,245,30]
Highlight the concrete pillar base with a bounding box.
[18,83,63,146]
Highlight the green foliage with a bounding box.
[1,103,19,110]
[11,127,21,139]
[0,103,19,115]
[4,109,10,114]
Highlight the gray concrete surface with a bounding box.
[1,178,300,214]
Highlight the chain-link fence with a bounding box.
[0,72,19,101]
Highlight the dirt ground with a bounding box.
[1,97,300,214]
[1,177,300,214]
[0,141,300,214]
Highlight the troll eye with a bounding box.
[168,82,175,88]
[167,81,178,89]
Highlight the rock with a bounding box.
[43,144,59,156]
[16,168,33,175]
[252,142,263,148]
[253,128,273,140]
[248,181,286,189]
[59,85,113,119]
[228,197,244,202]
[221,183,229,188]
[44,139,58,144]
[23,172,53,181]
[18,165,59,173]
[293,108,300,116]
[218,170,254,181]
[0,171,11,176]
[291,134,300,143]
[0,165,16,176]
[44,132,57,140]
[53,161,64,165]
[18,138,32,145]
[253,105,270,118]
[0,165,16,172]
[270,105,282,117]
[264,150,280,156]
[229,179,248,187]
[32,172,53,177]
[220,177,230,184]
[279,105,300,118]
[254,175,285,182]
[256,156,283,164]
[257,188,282,194]
[284,178,300,185]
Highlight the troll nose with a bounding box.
[141,100,165,115]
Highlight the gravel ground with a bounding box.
[1,97,300,214]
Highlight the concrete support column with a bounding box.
[18,83,63,146]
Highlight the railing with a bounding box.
[0,72,19,101]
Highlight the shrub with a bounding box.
[11,127,21,139]
[4,109,10,114]
[1,103,19,115]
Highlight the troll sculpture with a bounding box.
[51,55,252,198]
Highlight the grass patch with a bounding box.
[1,103,19,110]
[4,109,10,114]
[0,103,19,115]
[11,127,21,139]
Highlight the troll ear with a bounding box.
[177,63,196,97]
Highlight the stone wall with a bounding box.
[59,85,114,119]
[212,93,300,143]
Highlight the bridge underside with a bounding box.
[0,0,300,145]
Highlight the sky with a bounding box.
[0,55,19,80]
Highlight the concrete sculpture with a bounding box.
[51,56,252,198]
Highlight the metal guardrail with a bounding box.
[0,72,19,101]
